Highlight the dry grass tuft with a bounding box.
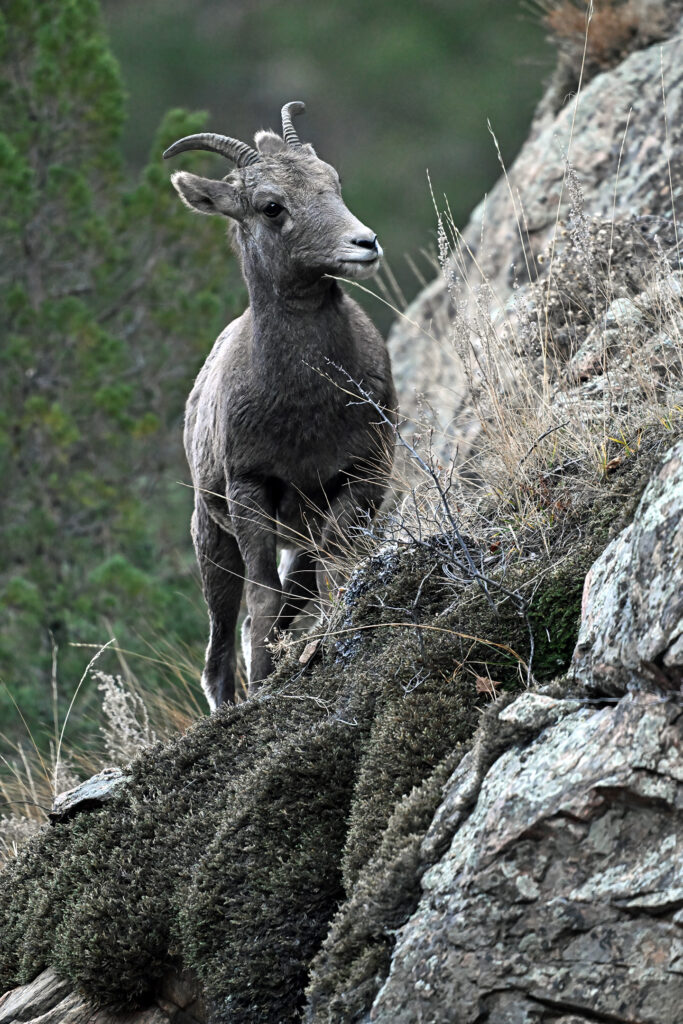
[0,738,81,864]
[423,196,681,546]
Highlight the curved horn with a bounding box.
[281,101,306,148]
[163,133,260,168]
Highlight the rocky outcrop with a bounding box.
[364,456,683,1024]
[369,691,682,1022]
[389,15,683,461]
[0,966,205,1024]
[305,444,683,1024]
[368,438,683,1020]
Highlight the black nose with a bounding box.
[353,234,378,250]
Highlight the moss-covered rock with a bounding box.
[340,672,478,890]
[0,436,676,1022]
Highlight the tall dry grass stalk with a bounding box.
[0,636,204,865]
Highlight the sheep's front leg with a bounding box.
[228,476,282,693]
[192,496,245,708]
[242,548,318,680]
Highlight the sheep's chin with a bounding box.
[335,258,381,281]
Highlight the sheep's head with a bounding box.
[165,101,382,291]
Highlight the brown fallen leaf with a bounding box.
[475,675,501,698]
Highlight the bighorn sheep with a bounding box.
[165,101,396,708]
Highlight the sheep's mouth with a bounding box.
[337,254,382,279]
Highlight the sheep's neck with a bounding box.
[245,255,336,312]
[245,261,348,366]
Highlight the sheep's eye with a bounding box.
[263,202,284,218]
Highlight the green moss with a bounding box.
[306,749,464,1023]
[341,671,479,889]
[528,560,588,680]
[180,717,358,1021]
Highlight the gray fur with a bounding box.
[168,108,396,708]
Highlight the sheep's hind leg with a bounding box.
[192,497,245,708]
[318,474,385,606]
[275,548,319,631]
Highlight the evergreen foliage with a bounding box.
[0,0,242,742]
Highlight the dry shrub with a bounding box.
[530,0,682,106]
[442,208,680,538]
[542,0,673,68]
[95,673,158,765]
[93,640,205,762]
[359,147,681,590]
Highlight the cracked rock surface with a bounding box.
[574,440,683,696]
[368,692,682,1024]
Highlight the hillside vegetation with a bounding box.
[0,0,242,748]
[1,3,682,1023]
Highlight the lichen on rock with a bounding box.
[574,439,683,694]
[368,691,683,1024]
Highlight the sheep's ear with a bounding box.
[254,129,286,156]
[171,171,245,220]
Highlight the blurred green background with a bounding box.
[104,0,552,324]
[0,0,552,761]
